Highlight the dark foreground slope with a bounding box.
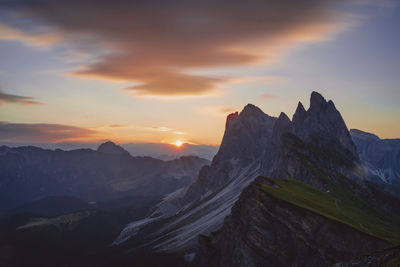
[195,175,400,267]
[0,195,161,267]
[334,246,400,267]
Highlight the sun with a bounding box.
[174,140,183,147]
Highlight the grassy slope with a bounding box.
[259,177,400,245]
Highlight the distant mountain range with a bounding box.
[0,92,399,267]
[0,141,209,213]
[0,141,219,161]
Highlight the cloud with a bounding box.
[0,0,353,96]
[259,93,277,99]
[152,126,172,132]
[0,90,43,105]
[200,105,238,117]
[0,122,97,142]
[219,107,238,114]
[108,124,128,128]
[0,24,60,47]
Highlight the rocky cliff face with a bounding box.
[195,178,390,267]
[179,104,276,208]
[350,129,400,185]
[114,104,277,249]
[293,92,357,158]
[260,91,364,191]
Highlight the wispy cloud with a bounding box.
[0,90,43,105]
[200,105,239,117]
[0,0,356,97]
[152,126,172,132]
[0,122,97,142]
[151,126,185,135]
[259,93,277,99]
[0,24,61,47]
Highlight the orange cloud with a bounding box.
[259,93,277,99]
[0,0,354,96]
[0,122,97,143]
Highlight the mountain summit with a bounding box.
[97,141,130,156]
[292,91,357,159]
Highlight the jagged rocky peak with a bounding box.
[97,141,129,155]
[272,112,292,140]
[240,103,265,117]
[225,104,268,128]
[276,112,291,126]
[309,91,327,111]
[292,91,357,157]
[217,103,276,163]
[292,101,306,125]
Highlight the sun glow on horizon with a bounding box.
[173,140,183,147]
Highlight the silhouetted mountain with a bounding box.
[97,141,130,156]
[0,141,219,160]
[0,143,209,212]
[112,92,400,267]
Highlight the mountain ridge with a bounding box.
[0,143,209,212]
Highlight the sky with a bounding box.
[0,0,399,146]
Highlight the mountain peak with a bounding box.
[310,91,327,111]
[292,101,307,124]
[293,91,357,158]
[240,103,265,118]
[272,112,292,141]
[277,111,290,122]
[97,141,129,155]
